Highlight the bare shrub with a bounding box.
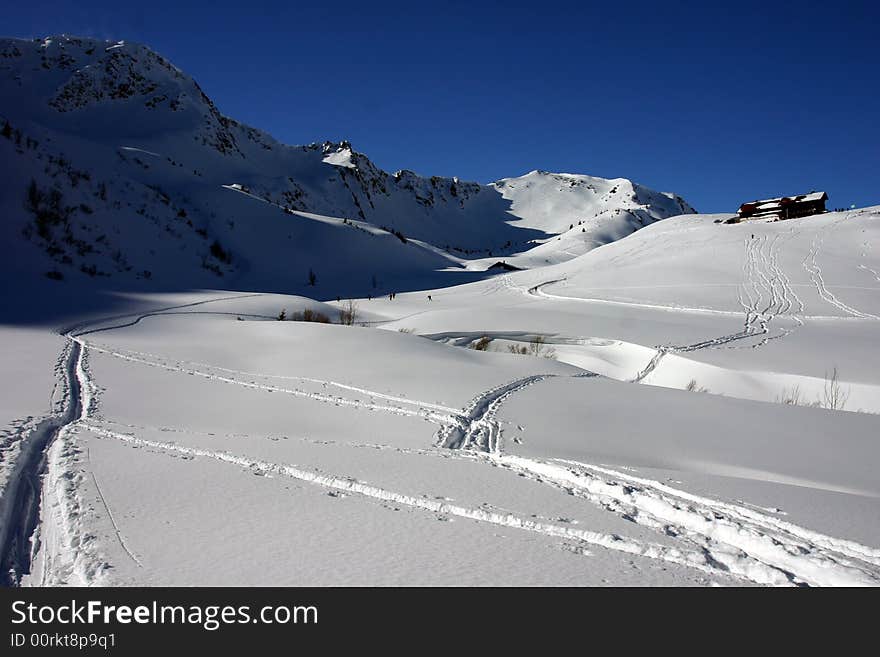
[685,379,709,393]
[821,367,850,410]
[471,335,491,351]
[776,385,803,406]
[292,309,330,323]
[505,337,556,359]
[529,336,556,360]
[339,299,359,326]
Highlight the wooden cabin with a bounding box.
[737,191,827,221]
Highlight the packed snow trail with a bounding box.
[63,293,268,336]
[528,279,745,316]
[6,294,278,585]
[436,375,557,451]
[489,456,880,587]
[27,338,96,585]
[630,348,668,384]
[0,341,80,585]
[436,369,880,586]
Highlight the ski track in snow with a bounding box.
[528,229,810,383]
[20,288,880,587]
[89,469,143,569]
[654,232,803,353]
[81,422,743,583]
[22,293,480,584]
[528,278,746,317]
[803,215,880,320]
[34,336,109,585]
[96,417,459,461]
[858,264,880,283]
[435,374,557,452]
[490,455,880,587]
[85,343,461,416]
[81,341,462,427]
[431,364,880,587]
[65,295,468,428]
[640,231,801,361]
[11,294,271,584]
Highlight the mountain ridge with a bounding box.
[0,34,696,299]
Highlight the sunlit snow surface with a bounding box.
[1,36,879,587]
[3,207,879,587]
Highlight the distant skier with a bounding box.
[427,295,432,302]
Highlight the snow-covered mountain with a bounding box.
[0,35,694,298]
[3,35,880,590]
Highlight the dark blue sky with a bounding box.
[6,1,878,211]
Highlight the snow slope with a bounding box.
[0,35,693,303]
[2,35,878,588]
[2,205,876,587]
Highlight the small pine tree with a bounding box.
[308,268,317,286]
[26,179,41,212]
[1,121,11,139]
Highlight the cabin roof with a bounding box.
[739,191,827,213]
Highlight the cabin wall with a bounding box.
[785,200,825,218]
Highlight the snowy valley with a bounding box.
[1,36,879,587]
